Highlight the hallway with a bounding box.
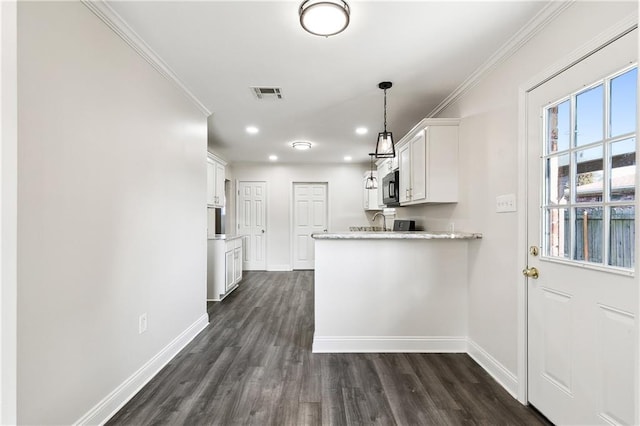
[108,271,550,425]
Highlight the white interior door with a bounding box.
[526,29,637,425]
[293,183,327,270]
[237,181,266,270]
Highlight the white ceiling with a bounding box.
[106,0,549,164]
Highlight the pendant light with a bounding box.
[299,0,350,37]
[365,154,378,189]
[374,81,395,158]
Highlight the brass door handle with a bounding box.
[522,267,539,279]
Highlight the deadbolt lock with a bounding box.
[529,246,539,256]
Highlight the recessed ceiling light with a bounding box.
[355,127,368,135]
[246,126,259,134]
[344,156,352,162]
[292,141,312,150]
[269,155,278,161]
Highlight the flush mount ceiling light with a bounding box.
[374,81,395,159]
[299,0,350,37]
[292,141,312,150]
[245,126,259,134]
[355,127,368,135]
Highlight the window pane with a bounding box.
[610,138,636,201]
[546,208,569,258]
[547,100,570,153]
[575,145,603,203]
[576,84,604,146]
[610,68,637,138]
[546,154,570,204]
[574,207,603,264]
[609,205,635,268]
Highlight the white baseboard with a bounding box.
[467,338,518,398]
[312,335,468,353]
[74,314,209,426]
[267,264,292,272]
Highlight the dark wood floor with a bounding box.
[108,271,551,425]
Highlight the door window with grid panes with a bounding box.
[543,65,637,270]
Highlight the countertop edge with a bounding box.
[207,234,243,241]
[312,231,482,240]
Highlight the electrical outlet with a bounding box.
[496,194,516,213]
[138,313,147,334]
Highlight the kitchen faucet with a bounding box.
[372,212,386,231]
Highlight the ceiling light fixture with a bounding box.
[365,154,378,189]
[299,0,350,37]
[292,141,312,150]
[246,126,259,134]
[344,156,352,162]
[355,127,368,135]
[269,155,278,161]
[374,81,395,158]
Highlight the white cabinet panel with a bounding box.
[397,118,459,205]
[398,144,411,204]
[207,237,243,301]
[206,154,226,207]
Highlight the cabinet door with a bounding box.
[214,162,225,207]
[225,249,234,291]
[206,159,215,206]
[398,144,411,203]
[424,125,458,203]
[409,131,426,202]
[233,246,243,283]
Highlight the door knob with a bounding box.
[261,229,265,233]
[522,267,539,279]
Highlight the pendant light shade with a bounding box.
[374,81,395,158]
[365,153,378,189]
[299,0,350,37]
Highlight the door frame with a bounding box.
[515,15,639,416]
[290,181,329,271]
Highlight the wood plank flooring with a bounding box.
[107,271,551,425]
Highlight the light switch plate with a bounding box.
[496,194,516,213]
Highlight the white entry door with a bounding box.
[293,183,327,270]
[237,181,266,270]
[526,29,637,425]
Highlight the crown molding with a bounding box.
[81,0,211,116]
[428,0,575,118]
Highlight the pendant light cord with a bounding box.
[383,88,388,132]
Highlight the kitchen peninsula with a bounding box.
[312,231,481,353]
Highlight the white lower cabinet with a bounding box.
[207,236,243,301]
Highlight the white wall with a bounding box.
[397,1,638,379]
[229,162,368,270]
[17,2,207,424]
[1,1,18,424]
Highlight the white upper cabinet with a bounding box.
[207,153,226,208]
[397,118,459,205]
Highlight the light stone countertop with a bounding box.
[207,234,243,241]
[312,231,482,240]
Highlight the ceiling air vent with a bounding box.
[251,87,283,100]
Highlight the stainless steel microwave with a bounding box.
[382,170,400,206]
